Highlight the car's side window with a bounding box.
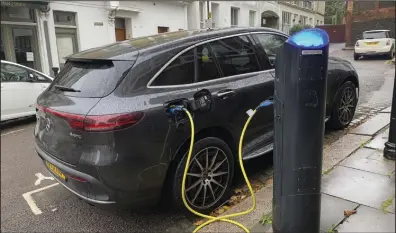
[151,48,195,86]
[209,35,261,77]
[33,72,52,83]
[0,63,29,82]
[196,44,221,82]
[254,33,288,67]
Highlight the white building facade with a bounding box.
[0,1,324,76]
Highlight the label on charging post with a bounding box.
[302,50,323,55]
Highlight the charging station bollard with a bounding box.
[272,28,329,233]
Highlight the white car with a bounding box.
[1,60,53,122]
[354,30,395,60]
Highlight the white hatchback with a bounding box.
[1,60,53,122]
[354,30,395,60]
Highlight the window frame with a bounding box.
[147,31,288,89]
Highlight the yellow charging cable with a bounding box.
[181,108,258,233]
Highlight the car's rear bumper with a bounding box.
[354,46,392,55]
[34,142,163,208]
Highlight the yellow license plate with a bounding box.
[46,161,66,180]
[365,42,379,45]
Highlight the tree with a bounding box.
[325,0,346,24]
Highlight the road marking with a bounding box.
[1,128,25,137]
[34,172,55,186]
[22,183,59,215]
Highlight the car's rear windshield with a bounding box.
[50,60,135,98]
[363,31,387,39]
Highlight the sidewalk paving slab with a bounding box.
[350,113,390,136]
[380,106,392,113]
[340,147,395,176]
[322,134,371,172]
[322,166,395,210]
[320,194,359,233]
[335,206,395,232]
[365,128,389,150]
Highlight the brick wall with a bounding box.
[348,1,395,45]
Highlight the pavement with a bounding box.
[1,44,395,232]
[208,108,395,233]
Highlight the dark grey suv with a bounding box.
[35,27,359,213]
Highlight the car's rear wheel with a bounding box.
[170,137,234,214]
[387,46,395,59]
[328,81,358,130]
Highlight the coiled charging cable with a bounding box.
[170,100,273,233]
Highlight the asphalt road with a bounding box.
[1,47,394,232]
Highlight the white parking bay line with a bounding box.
[1,128,25,137]
[22,183,59,215]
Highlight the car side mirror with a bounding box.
[28,73,38,82]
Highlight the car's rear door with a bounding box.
[249,32,289,150]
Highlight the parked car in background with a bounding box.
[1,60,53,122]
[354,29,395,60]
[34,27,359,213]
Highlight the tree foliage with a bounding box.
[325,0,346,24]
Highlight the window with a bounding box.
[363,31,388,39]
[53,11,76,26]
[254,33,288,67]
[1,63,29,82]
[34,72,51,83]
[231,7,239,26]
[299,15,308,25]
[0,6,35,22]
[196,44,221,82]
[282,11,292,34]
[158,27,169,34]
[209,35,260,77]
[317,20,319,25]
[151,49,195,86]
[249,11,256,27]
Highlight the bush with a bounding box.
[289,24,313,35]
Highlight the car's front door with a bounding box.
[0,62,38,120]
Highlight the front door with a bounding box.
[55,28,78,69]
[115,18,126,41]
[1,25,40,70]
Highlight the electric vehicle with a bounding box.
[354,29,395,60]
[34,27,359,213]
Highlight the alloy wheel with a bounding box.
[185,147,230,209]
[338,87,356,125]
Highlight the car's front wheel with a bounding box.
[354,53,359,60]
[171,137,234,214]
[328,81,358,130]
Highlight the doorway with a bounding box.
[1,24,40,70]
[115,18,126,41]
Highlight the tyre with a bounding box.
[328,81,358,130]
[170,137,234,214]
[387,46,395,59]
[353,54,359,60]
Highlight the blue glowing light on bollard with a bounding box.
[286,28,330,49]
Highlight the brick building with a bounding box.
[347,1,395,46]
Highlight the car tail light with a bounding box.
[386,40,390,45]
[84,112,144,132]
[355,41,359,46]
[36,104,144,132]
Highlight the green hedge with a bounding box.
[289,24,313,35]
